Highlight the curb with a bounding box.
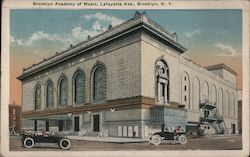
[67,136,148,143]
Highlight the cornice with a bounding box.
[17,12,186,81]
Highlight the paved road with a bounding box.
[10,135,242,151]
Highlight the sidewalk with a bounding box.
[67,135,148,143]
[206,134,242,139]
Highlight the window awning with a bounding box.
[200,104,216,110]
[23,114,72,121]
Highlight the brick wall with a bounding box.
[9,103,21,133]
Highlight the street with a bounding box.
[10,135,242,151]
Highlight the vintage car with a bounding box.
[149,126,188,145]
[20,131,71,149]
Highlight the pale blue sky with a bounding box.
[10,9,242,57]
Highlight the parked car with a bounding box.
[20,131,71,150]
[9,128,16,135]
[149,126,188,145]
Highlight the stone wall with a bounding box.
[140,33,238,131]
[22,33,141,112]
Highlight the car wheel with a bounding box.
[23,137,34,148]
[150,135,162,145]
[59,139,71,150]
[178,135,188,145]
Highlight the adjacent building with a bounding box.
[238,89,242,134]
[18,12,239,138]
[9,102,21,134]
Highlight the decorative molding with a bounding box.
[22,96,156,118]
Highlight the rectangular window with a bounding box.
[161,83,165,97]
[184,85,187,91]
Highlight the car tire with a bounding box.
[150,135,162,145]
[23,137,34,148]
[178,135,188,145]
[10,131,15,135]
[59,138,71,150]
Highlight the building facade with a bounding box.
[18,12,238,138]
[238,90,242,134]
[9,102,21,134]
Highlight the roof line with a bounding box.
[17,11,186,80]
[205,63,237,75]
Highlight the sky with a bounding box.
[10,9,242,105]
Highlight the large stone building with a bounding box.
[18,12,238,138]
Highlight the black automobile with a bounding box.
[20,131,71,149]
[149,126,188,145]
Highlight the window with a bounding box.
[34,85,41,110]
[34,120,37,131]
[155,59,169,103]
[74,72,85,105]
[46,80,54,108]
[161,83,165,97]
[182,72,190,108]
[59,77,68,107]
[93,66,106,101]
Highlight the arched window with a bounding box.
[193,77,200,110]
[73,70,85,105]
[155,59,169,103]
[230,93,235,117]
[46,80,54,108]
[58,76,68,107]
[34,84,41,110]
[181,72,190,108]
[225,90,229,116]
[218,88,223,116]
[92,64,106,101]
[202,81,209,103]
[211,85,217,105]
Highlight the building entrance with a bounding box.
[59,120,63,131]
[74,116,80,132]
[231,124,235,134]
[45,121,49,131]
[93,115,100,132]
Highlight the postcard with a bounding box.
[1,0,249,157]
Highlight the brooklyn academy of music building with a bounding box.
[18,12,239,138]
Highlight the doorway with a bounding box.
[204,110,209,118]
[59,120,64,131]
[231,124,235,134]
[45,121,49,131]
[93,115,100,132]
[34,120,37,131]
[74,116,80,132]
